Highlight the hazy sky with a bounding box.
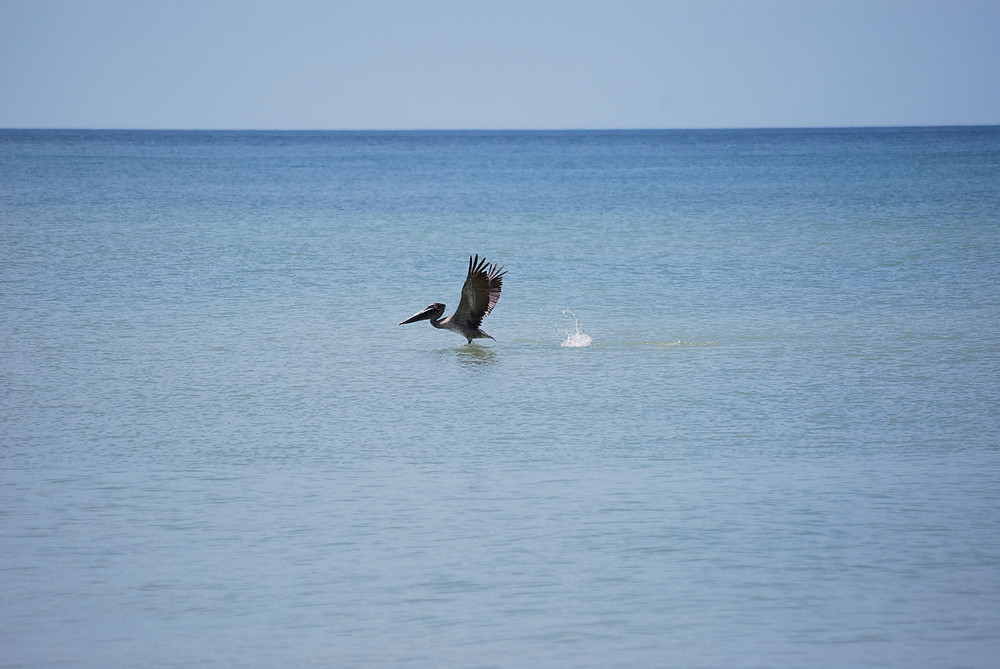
[2,0,998,129]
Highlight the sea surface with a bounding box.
[2,127,999,668]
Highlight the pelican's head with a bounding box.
[399,303,445,325]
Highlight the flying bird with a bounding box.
[399,255,506,344]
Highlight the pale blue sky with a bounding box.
[2,0,998,129]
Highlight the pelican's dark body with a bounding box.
[399,255,506,344]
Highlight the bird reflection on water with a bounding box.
[451,344,498,366]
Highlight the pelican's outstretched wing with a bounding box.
[452,254,506,330]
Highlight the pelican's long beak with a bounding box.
[399,305,437,325]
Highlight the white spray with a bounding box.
[560,309,592,347]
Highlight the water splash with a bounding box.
[560,309,592,348]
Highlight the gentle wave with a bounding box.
[632,340,720,347]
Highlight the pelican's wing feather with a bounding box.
[452,254,506,329]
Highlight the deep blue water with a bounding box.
[2,128,999,667]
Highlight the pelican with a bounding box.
[399,255,506,344]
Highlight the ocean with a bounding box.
[2,127,999,667]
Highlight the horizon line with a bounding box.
[2,123,998,133]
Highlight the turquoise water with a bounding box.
[2,128,999,667]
